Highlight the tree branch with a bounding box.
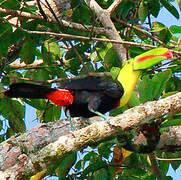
[18,28,160,49]
[0,92,181,179]
[118,20,167,47]
[84,0,127,62]
[107,0,123,14]
[0,7,107,35]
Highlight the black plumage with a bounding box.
[59,76,124,117]
[5,76,124,118]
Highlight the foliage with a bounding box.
[0,0,180,179]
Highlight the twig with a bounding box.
[19,28,159,49]
[9,59,44,69]
[119,20,168,47]
[69,41,90,73]
[156,157,181,161]
[20,28,181,55]
[0,7,42,20]
[155,64,179,71]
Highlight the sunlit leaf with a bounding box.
[138,70,172,103]
[169,25,181,34]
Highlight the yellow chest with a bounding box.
[117,60,141,106]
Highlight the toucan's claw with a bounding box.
[89,109,107,120]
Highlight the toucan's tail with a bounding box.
[5,83,73,107]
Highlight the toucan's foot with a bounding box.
[66,115,75,131]
[89,109,107,120]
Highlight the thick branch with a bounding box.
[107,0,123,14]
[0,92,181,179]
[84,0,127,62]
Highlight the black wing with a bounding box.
[59,76,124,99]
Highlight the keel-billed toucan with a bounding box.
[5,48,173,118]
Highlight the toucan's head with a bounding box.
[112,48,173,107]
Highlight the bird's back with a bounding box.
[60,76,124,117]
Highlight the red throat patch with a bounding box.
[45,89,73,107]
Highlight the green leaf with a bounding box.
[80,152,108,179]
[162,118,181,127]
[159,28,172,44]
[104,47,121,70]
[23,5,38,14]
[20,39,37,64]
[92,168,109,180]
[171,160,181,171]
[42,41,62,64]
[138,1,148,23]
[160,0,179,19]
[24,69,51,81]
[110,106,127,116]
[65,43,90,60]
[169,25,181,34]
[57,152,77,180]
[159,159,169,176]
[149,0,160,17]
[80,62,95,74]
[110,67,121,80]
[24,99,48,110]
[98,142,113,159]
[138,70,172,103]
[123,167,147,178]
[2,71,23,85]
[152,70,172,98]
[127,92,140,107]
[47,67,67,78]
[0,119,2,130]
[65,58,81,75]
[129,47,144,58]
[1,0,20,9]
[37,105,61,123]
[116,0,136,21]
[96,42,112,61]
[0,97,26,133]
[75,159,83,170]
[72,4,91,24]
[162,113,181,127]
[0,22,12,57]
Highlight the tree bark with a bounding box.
[0,92,181,179]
